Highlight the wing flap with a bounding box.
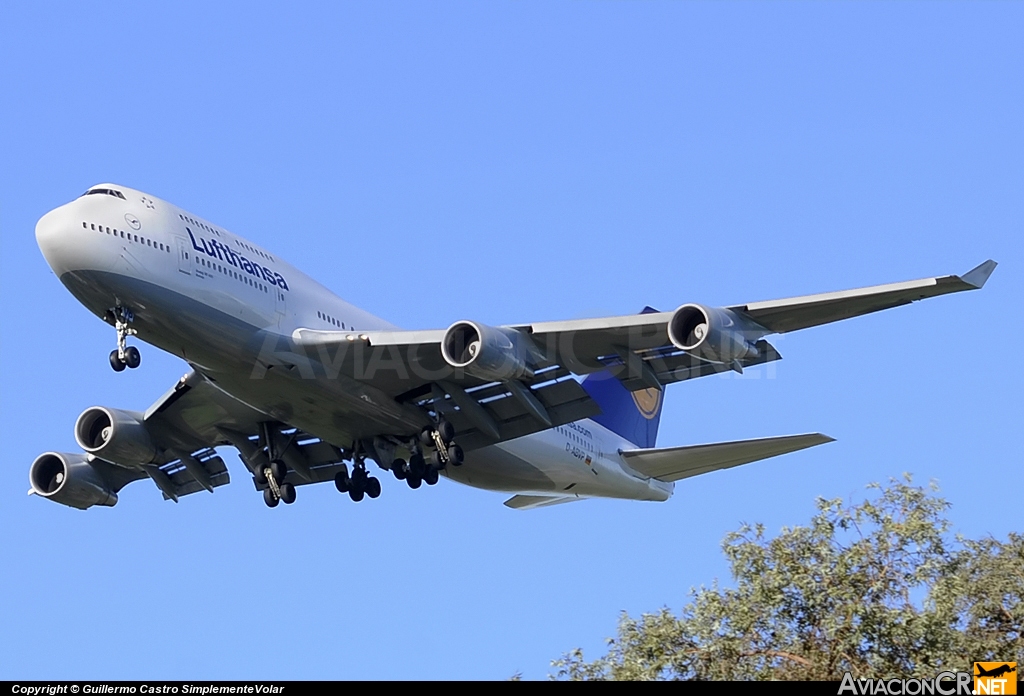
[429,377,603,451]
[159,454,230,500]
[621,433,834,482]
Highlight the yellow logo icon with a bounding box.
[631,387,662,420]
[974,662,1017,695]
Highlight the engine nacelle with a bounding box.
[441,321,537,382]
[667,304,762,364]
[75,407,156,467]
[30,452,118,510]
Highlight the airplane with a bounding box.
[975,664,1016,679]
[29,183,997,511]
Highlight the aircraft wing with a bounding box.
[105,371,350,501]
[290,261,994,448]
[730,259,997,333]
[621,433,835,482]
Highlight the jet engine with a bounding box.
[30,452,118,509]
[441,321,537,382]
[667,304,762,364]
[74,407,157,467]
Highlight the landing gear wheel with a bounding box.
[407,475,422,489]
[437,420,455,444]
[392,458,407,480]
[351,467,367,488]
[424,467,439,486]
[270,460,288,483]
[255,467,268,486]
[279,482,296,504]
[109,350,126,372]
[409,454,426,478]
[334,469,350,493]
[366,477,381,499]
[447,444,464,466]
[431,449,446,470]
[263,488,279,508]
[124,346,141,369]
[419,428,434,447]
[349,487,365,502]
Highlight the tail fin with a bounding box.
[580,371,664,449]
[580,307,664,448]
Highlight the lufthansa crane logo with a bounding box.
[631,387,662,420]
[125,213,141,230]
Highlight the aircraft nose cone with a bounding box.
[35,206,74,275]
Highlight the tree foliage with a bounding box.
[552,477,1023,680]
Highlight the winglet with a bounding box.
[961,259,997,289]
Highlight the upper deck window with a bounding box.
[82,188,127,200]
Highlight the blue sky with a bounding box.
[1,2,1020,680]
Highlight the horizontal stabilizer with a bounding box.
[621,433,834,482]
[504,494,581,510]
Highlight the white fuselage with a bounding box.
[35,184,672,504]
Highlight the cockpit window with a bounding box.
[82,188,127,200]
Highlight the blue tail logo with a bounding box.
[578,306,664,449]
[632,387,662,420]
[580,372,664,449]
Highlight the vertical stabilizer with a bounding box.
[580,307,664,448]
[581,370,664,449]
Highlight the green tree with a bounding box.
[552,477,1023,680]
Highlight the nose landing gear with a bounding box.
[108,306,141,371]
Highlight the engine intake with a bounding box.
[75,407,156,467]
[441,321,537,382]
[30,452,118,509]
[668,304,762,364]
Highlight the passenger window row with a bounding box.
[196,255,271,294]
[234,238,274,262]
[176,213,276,263]
[178,213,223,238]
[83,221,171,253]
[317,311,347,329]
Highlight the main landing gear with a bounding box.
[258,458,296,508]
[256,424,299,508]
[334,460,381,503]
[108,306,141,372]
[390,421,463,489]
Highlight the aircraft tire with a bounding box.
[124,346,141,369]
[334,469,349,493]
[437,420,455,444]
[109,350,126,372]
[255,467,268,486]
[447,444,464,466]
[424,467,439,486]
[366,477,381,499]
[431,450,445,470]
[392,458,407,480]
[270,460,288,482]
[263,488,279,508]
[348,487,364,502]
[279,483,296,504]
[409,454,426,478]
[407,475,422,490]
